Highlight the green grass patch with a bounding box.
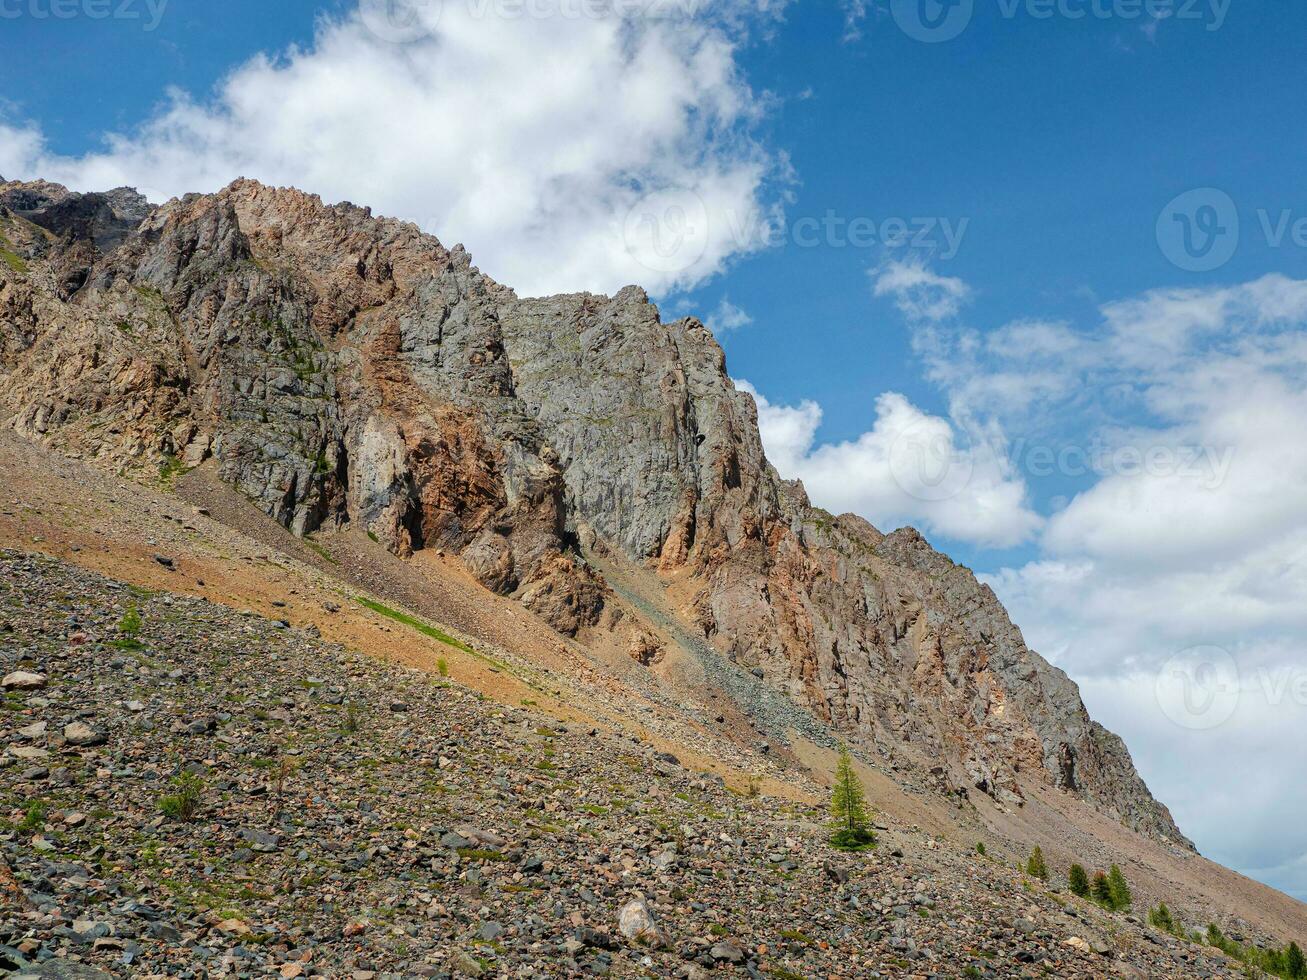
[828,827,877,852]
[159,454,192,487]
[111,603,145,651]
[354,597,474,654]
[456,848,507,862]
[0,248,28,275]
[158,772,204,821]
[302,538,338,566]
[17,800,46,834]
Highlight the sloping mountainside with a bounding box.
[0,551,1266,979]
[0,176,1181,852]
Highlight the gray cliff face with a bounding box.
[0,177,1189,846]
[496,288,767,566]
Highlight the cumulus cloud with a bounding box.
[857,258,1307,892]
[736,381,1042,548]
[0,0,784,297]
[704,296,754,334]
[871,256,972,323]
[962,274,1307,896]
[1075,667,1307,900]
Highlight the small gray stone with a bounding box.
[62,722,107,747]
[2,671,47,690]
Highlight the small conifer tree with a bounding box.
[1149,903,1175,934]
[1091,871,1113,906]
[1068,863,1090,897]
[1026,846,1049,880]
[1287,941,1306,980]
[828,745,875,851]
[1107,864,1132,911]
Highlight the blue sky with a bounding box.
[711,0,1307,564]
[5,0,1307,899]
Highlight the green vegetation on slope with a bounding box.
[354,597,474,654]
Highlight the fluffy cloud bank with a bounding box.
[736,381,1042,548]
[744,270,1307,898]
[0,0,782,297]
[970,276,1307,898]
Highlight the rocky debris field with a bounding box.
[0,551,1247,979]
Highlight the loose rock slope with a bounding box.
[0,552,1249,979]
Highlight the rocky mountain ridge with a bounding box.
[0,176,1187,848]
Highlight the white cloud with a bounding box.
[737,380,1042,548]
[703,296,753,334]
[863,258,1307,892]
[1074,668,1307,901]
[738,380,823,475]
[0,0,784,298]
[838,0,870,41]
[871,256,971,323]
[961,274,1307,896]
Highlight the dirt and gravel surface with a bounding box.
[1,431,1305,977]
[0,550,1257,979]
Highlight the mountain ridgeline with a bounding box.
[0,177,1188,848]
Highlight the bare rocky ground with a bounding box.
[0,432,1303,977]
[0,550,1253,980]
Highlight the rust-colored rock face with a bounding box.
[0,177,1187,845]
